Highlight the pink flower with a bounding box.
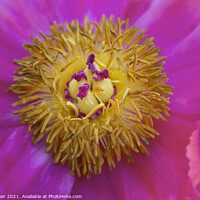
[0,0,200,199]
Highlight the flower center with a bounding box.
[9,15,173,178]
[65,54,115,119]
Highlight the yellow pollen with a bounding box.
[9,15,173,178]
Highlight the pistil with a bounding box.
[9,15,173,178]
[66,54,115,117]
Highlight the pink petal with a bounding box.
[0,0,51,40]
[0,126,75,194]
[71,116,199,199]
[123,0,151,22]
[178,179,200,199]
[186,122,200,189]
[85,0,151,22]
[165,24,200,121]
[0,81,20,128]
[70,169,119,199]
[134,0,200,49]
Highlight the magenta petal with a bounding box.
[41,0,90,24]
[70,168,119,200]
[0,81,21,128]
[178,179,200,199]
[122,0,152,22]
[0,126,75,194]
[165,24,200,121]
[86,0,151,22]
[186,122,200,189]
[0,0,52,40]
[134,0,200,48]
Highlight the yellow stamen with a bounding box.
[60,57,79,72]
[9,15,173,178]
[83,103,104,120]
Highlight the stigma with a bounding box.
[9,15,173,178]
[66,54,114,117]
